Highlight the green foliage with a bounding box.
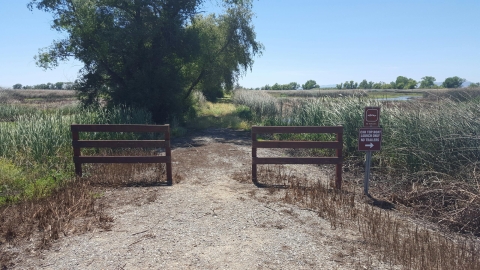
[302,80,319,90]
[232,90,278,121]
[0,104,154,204]
[235,105,253,120]
[395,76,417,89]
[469,82,480,88]
[233,91,480,178]
[29,0,263,123]
[442,76,466,88]
[0,158,26,204]
[359,80,389,89]
[342,80,357,89]
[359,80,368,89]
[268,82,299,90]
[13,83,22,89]
[419,76,436,88]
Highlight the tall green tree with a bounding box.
[13,84,22,89]
[29,0,263,122]
[419,76,436,88]
[395,76,417,89]
[358,79,368,89]
[302,80,319,90]
[442,76,466,88]
[55,82,64,90]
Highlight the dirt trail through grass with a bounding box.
[11,128,393,269]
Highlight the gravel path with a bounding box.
[13,128,393,269]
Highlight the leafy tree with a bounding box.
[372,82,383,89]
[406,79,417,89]
[29,0,263,122]
[469,82,480,88]
[419,76,436,88]
[395,76,408,89]
[55,82,64,90]
[442,76,466,88]
[271,83,281,90]
[381,83,391,89]
[342,80,357,89]
[302,80,319,90]
[34,83,48,89]
[13,84,22,89]
[287,82,300,90]
[336,83,342,89]
[395,76,417,89]
[359,79,368,89]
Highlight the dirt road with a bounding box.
[12,128,393,269]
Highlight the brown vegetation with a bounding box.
[233,165,480,269]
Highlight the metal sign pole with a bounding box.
[364,151,372,195]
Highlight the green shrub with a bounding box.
[0,158,26,205]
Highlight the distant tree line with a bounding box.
[253,76,477,91]
[335,76,471,90]
[13,82,77,90]
[260,80,319,90]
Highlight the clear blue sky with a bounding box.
[1,0,479,89]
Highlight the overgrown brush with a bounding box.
[265,89,368,98]
[423,88,480,102]
[0,105,154,205]
[0,150,164,268]
[232,90,279,121]
[234,90,480,235]
[235,165,480,270]
[233,90,480,179]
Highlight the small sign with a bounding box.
[358,128,382,151]
[364,107,380,127]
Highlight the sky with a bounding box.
[0,0,479,89]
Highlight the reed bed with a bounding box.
[233,89,480,177]
[233,89,480,235]
[0,105,154,205]
[264,89,368,98]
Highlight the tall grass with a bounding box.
[0,104,38,121]
[0,106,153,164]
[0,105,153,204]
[233,90,480,178]
[232,90,279,122]
[233,89,480,234]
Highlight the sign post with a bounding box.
[358,107,381,196]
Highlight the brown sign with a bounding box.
[358,128,382,151]
[364,107,380,127]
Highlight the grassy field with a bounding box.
[264,89,428,99]
[2,88,480,269]
[0,90,154,205]
[233,89,480,235]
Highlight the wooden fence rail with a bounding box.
[252,126,343,189]
[71,124,172,185]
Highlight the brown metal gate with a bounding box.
[251,126,343,189]
[71,124,172,185]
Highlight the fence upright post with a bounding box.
[165,125,172,186]
[335,130,343,190]
[252,130,257,183]
[71,126,82,177]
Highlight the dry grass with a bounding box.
[0,149,167,268]
[0,89,78,109]
[233,165,480,270]
[423,88,480,102]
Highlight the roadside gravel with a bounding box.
[12,128,394,269]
